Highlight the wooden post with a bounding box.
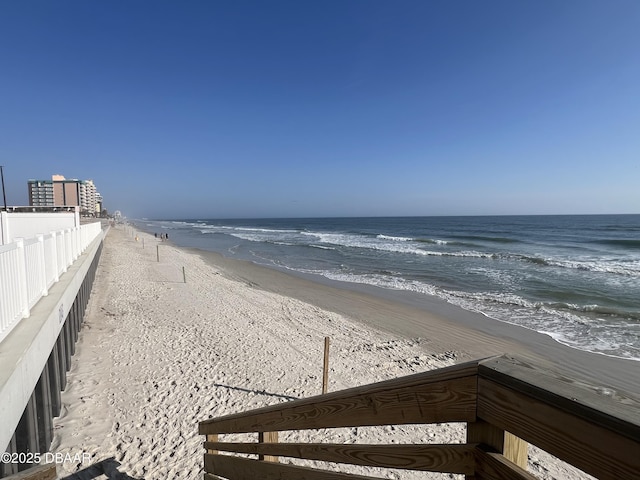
[3,464,57,479]
[467,420,528,479]
[156,245,159,262]
[183,266,186,283]
[207,434,218,454]
[322,337,330,394]
[503,431,528,468]
[206,433,218,475]
[142,238,145,249]
[258,431,279,462]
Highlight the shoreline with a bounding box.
[189,246,640,398]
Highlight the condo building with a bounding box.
[28,175,103,216]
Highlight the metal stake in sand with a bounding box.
[322,337,330,394]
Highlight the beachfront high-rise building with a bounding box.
[27,180,55,206]
[79,179,97,214]
[28,175,103,216]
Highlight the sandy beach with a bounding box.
[49,226,633,479]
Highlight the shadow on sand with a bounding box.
[212,383,298,401]
[60,457,142,480]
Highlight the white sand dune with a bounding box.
[51,227,593,479]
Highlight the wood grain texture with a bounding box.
[204,442,476,474]
[205,454,387,480]
[206,434,218,454]
[259,431,279,462]
[2,464,57,480]
[467,420,504,451]
[200,376,478,434]
[199,359,481,434]
[477,377,640,480]
[478,355,640,440]
[503,432,527,469]
[203,474,227,480]
[473,447,538,480]
[466,420,528,471]
[198,355,640,480]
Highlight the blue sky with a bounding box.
[1,1,639,219]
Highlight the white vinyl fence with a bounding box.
[0,222,102,344]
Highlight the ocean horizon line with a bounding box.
[144,212,640,222]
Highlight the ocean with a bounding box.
[137,215,640,361]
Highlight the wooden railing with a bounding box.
[199,355,640,480]
[2,464,56,480]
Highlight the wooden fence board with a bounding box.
[200,376,477,434]
[200,360,480,434]
[258,431,279,462]
[207,434,218,454]
[203,474,227,480]
[473,448,538,480]
[205,454,389,480]
[204,442,476,474]
[467,420,527,472]
[479,355,640,441]
[477,377,639,480]
[2,463,57,480]
[199,355,640,480]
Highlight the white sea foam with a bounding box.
[321,270,441,297]
[305,268,640,361]
[234,226,298,234]
[197,225,496,259]
[503,252,640,276]
[310,244,336,250]
[377,234,413,242]
[299,231,493,258]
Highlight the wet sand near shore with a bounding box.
[193,248,640,398]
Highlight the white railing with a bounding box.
[23,237,47,310]
[43,232,59,289]
[0,222,103,345]
[56,230,67,276]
